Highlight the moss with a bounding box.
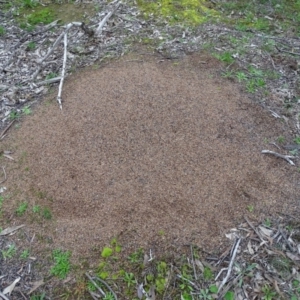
[136,0,219,25]
[27,8,55,25]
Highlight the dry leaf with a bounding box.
[286,252,300,261]
[143,254,149,266]
[258,226,273,237]
[3,154,14,160]
[146,285,156,300]
[195,259,204,272]
[225,232,236,240]
[137,283,144,299]
[3,277,20,295]
[0,225,25,236]
[27,280,44,295]
[247,240,254,255]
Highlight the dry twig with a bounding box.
[261,150,295,165]
[218,238,241,294]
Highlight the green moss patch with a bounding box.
[137,0,219,25]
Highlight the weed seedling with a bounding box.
[203,266,213,281]
[22,106,32,115]
[236,71,247,82]
[264,218,271,227]
[22,0,37,8]
[0,195,4,213]
[221,70,234,79]
[45,72,58,80]
[128,248,143,263]
[42,207,52,220]
[33,205,41,213]
[1,244,16,260]
[16,202,28,216]
[294,136,300,145]
[215,51,234,64]
[26,42,36,51]
[0,26,5,35]
[124,272,135,288]
[27,8,55,25]
[50,249,71,279]
[277,136,285,144]
[247,205,254,213]
[261,284,277,300]
[30,293,45,300]
[103,292,115,300]
[224,290,235,300]
[101,247,113,258]
[20,249,30,259]
[9,110,20,120]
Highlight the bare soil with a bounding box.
[1,51,299,263]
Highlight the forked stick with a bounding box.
[262,150,295,165]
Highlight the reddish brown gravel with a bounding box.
[1,52,299,261]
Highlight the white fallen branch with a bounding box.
[57,33,68,109]
[218,238,241,294]
[96,2,121,35]
[0,291,9,300]
[262,149,296,165]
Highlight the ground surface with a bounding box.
[2,50,299,264]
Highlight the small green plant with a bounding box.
[103,292,115,300]
[294,136,300,145]
[0,195,4,212]
[22,0,37,8]
[1,244,16,260]
[27,8,55,25]
[33,205,41,213]
[203,266,213,281]
[16,202,28,216]
[20,249,30,259]
[26,42,36,51]
[30,293,45,300]
[158,229,165,236]
[123,272,135,288]
[215,51,234,64]
[277,136,285,144]
[261,284,277,300]
[236,71,247,82]
[110,237,121,253]
[45,72,58,80]
[289,149,298,156]
[247,205,254,213]
[224,290,235,300]
[264,218,271,227]
[42,207,52,220]
[9,110,20,120]
[0,26,5,35]
[249,66,264,77]
[101,247,113,258]
[22,105,32,115]
[50,249,71,279]
[199,288,212,300]
[221,70,234,79]
[128,248,143,263]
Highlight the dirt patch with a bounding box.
[1,51,299,262]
